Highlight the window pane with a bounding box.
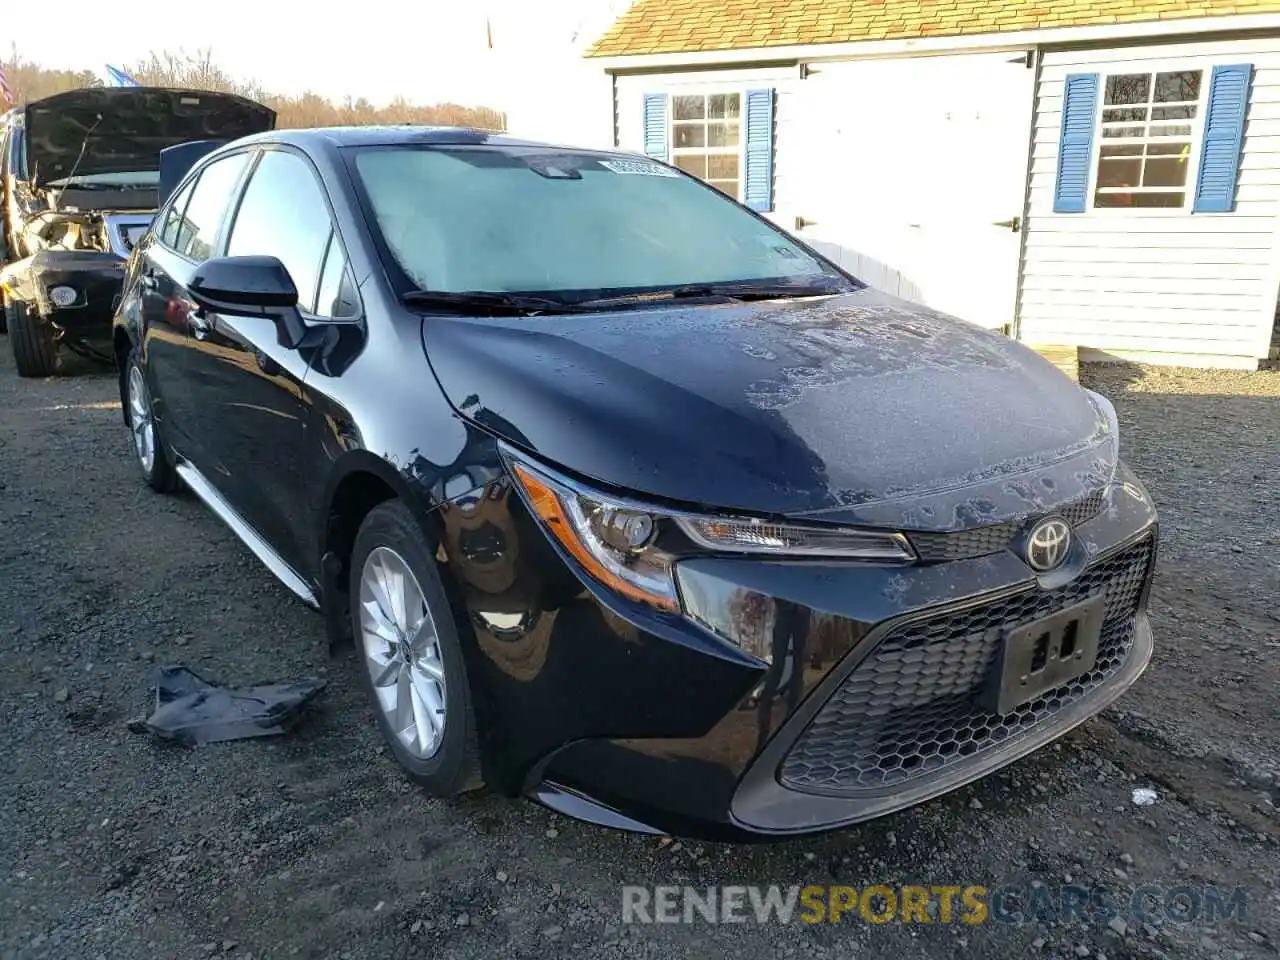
[1154,71,1201,102]
[1105,74,1150,105]
[315,234,359,318]
[673,95,705,121]
[673,154,707,178]
[159,178,196,248]
[1151,105,1195,121]
[227,150,334,312]
[673,124,705,148]
[707,122,740,147]
[1097,158,1142,188]
[1103,107,1147,123]
[1143,156,1189,188]
[708,180,739,198]
[353,147,837,295]
[1100,144,1143,157]
[1102,126,1146,139]
[708,155,739,180]
[1150,125,1192,138]
[1146,143,1185,155]
[1095,191,1184,208]
[708,94,740,120]
[179,153,250,262]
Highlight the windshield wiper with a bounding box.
[400,289,583,316]
[575,279,850,310]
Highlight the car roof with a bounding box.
[231,125,629,157]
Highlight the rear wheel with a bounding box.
[125,352,178,493]
[9,300,58,377]
[350,500,484,796]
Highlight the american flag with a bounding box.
[0,63,14,105]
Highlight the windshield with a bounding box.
[351,145,844,299]
[47,170,161,188]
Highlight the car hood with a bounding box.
[24,88,275,186]
[420,289,1117,533]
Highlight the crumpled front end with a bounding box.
[1,248,130,356]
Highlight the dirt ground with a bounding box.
[0,344,1276,960]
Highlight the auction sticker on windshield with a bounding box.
[600,159,680,177]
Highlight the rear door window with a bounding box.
[175,152,251,261]
[158,178,197,249]
[314,232,360,319]
[225,149,334,312]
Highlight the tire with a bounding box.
[124,350,179,493]
[9,300,58,377]
[350,500,485,796]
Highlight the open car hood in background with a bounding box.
[25,87,276,186]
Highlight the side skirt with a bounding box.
[175,461,320,609]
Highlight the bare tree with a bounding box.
[5,47,504,130]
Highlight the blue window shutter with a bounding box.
[1054,73,1099,213]
[642,94,668,162]
[1194,64,1254,213]
[744,88,775,212]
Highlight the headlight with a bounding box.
[508,458,681,611]
[505,452,915,614]
[678,516,914,559]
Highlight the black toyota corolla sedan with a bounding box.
[112,126,1157,840]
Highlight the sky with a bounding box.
[1,0,631,111]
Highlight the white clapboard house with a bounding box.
[587,0,1280,368]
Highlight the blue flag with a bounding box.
[105,65,141,87]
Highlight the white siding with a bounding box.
[614,65,800,226]
[612,55,1035,329]
[1021,36,1280,362]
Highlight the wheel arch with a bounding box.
[317,451,465,650]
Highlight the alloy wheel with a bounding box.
[358,546,448,759]
[127,366,156,475]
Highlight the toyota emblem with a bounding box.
[1025,517,1071,571]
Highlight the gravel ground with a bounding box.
[0,346,1276,960]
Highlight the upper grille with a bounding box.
[908,488,1107,563]
[779,535,1153,795]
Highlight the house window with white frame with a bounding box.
[670,93,742,198]
[1094,69,1204,209]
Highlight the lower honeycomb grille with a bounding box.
[779,536,1154,795]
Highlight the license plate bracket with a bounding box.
[979,594,1106,715]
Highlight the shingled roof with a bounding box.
[587,0,1280,57]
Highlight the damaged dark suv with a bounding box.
[0,87,274,376]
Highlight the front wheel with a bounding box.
[350,500,485,796]
[124,352,178,493]
[9,300,58,377]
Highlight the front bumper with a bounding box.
[449,464,1158,841]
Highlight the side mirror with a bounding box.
[189,255,307,349]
